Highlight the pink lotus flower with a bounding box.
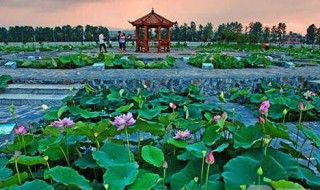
[174,129,191,139]
[112,112,136,131]
[169,102,177,109]
[51,117,74,128]
[61,117,74,127]
[14,125,27,135]
[214,115,221,123]
[259,100,270,115]
[206,151,215,165]
[258,116,265,124]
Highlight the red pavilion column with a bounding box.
[135,26,140,52]
[143,26,148,52]
[157,26,161,52]
[167,27,171,52]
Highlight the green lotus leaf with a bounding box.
[233,125,263,149]
[302,128,320,148]
[291,165,320,187]
[74,153,99,169]
[213,143,229,153]
[173,118,203,132]
[9,179,53,190]
[141,145,164,168]
[0,172,28,188]
[92,142,133,168]
[103,162,139,190]
[167,138,188,148]
[45,166,91,190]
[249,93,267,103]
[203,124,221,146]
[138,107,162,120]
[128,172,160,190]
[136,119,166,136]
[177,141,209,160]
[9,155,46,166]
[264,179,305,190]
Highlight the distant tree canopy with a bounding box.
[0,25,109,43]
[0,21,316,44]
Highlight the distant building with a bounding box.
[283,33,302,44]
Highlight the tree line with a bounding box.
[0,22,319,44]
[0,25,109,43]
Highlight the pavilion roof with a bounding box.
[129,9,176,27]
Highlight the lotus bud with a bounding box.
[232,108,235,113]
[282,108,288,116]
[205,151,215,165]
[5,139,8,144]
[263,136,271,145]
[44,156,49,161]
[169,102,177,110]
[103,184,109,190]
[94,132,99,138]
[10,104,15,114]
[279,87,283,93]
[257,167,263,176]
[162,161,168,169]
[221,112,228,120]
[202,150,207,157]
[240,185,247,190]
[267,82,272,87]
[14,151,21,159]
[298,102,305,111]
[193,177,199,182]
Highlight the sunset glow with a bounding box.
[0,0,319,35]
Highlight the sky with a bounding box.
[0,0,319,35]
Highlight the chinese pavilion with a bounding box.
[129,9,176,52]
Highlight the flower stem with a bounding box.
[59,146,70,166]
[296,110,303,149]
[14,159,21,185]
[307,144,315,167]
[125,128,132,162]
[298,139,307,159]
[27,166,35,179]
[258,175,261,190]
[137,130,141,153]
[95,139,101,151]
[162,168,166,190]
[205,164,211,190]
[200,156,205,187]
[21,136,27,155]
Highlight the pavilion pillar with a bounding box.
[157,26,161,52]
[167,27,171,52]
[135,27,140,52]
[143,26,148,52]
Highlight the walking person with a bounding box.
[117,31,122,51]
[119,33,126,52]
[98,32,107,53]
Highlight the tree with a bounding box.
[248,22,263,43]
[276,22,286,42]
[202,22,213,42]
[263,26,270,42]
[0,27,8,43]
[189,21,197,41]
[306,24,317,44]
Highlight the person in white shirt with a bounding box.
[98,33,107,53]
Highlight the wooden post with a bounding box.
[144,26,148,52]
[135,27,140,52]
[157,26,161,52]
[167,27,171,52]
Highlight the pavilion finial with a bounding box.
[151,8,154,13]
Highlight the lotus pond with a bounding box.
[15,53,177,69]
[0,81,319,190]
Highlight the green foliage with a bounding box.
[0,84,319,189]
[0,75,12,90]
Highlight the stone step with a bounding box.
[3,84,82,95]
[0,93,69,106]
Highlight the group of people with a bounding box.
[98,31,127,53]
